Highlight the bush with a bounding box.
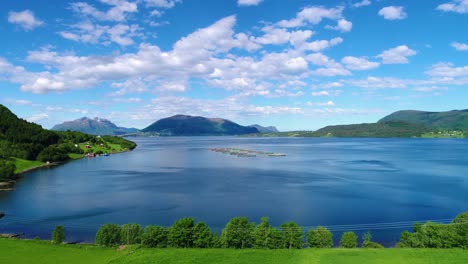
[141,225,168,248]
[340,232,358,248]
[168,218,195,248]
[361,232,383,248]
[221,217,255,249]
[52,225,65,244]
[37,145,69,162]
[96,224,121,246]
[280,222,303,249]
[121,223,143,245]
[307,226,333,248]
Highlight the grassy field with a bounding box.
[1,239,466,264]
[12,158,45,174]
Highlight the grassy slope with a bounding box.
[12,158,45,174]
[1,239,467,264]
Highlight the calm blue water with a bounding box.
[1,137,467,246]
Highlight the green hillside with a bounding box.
[310,121,431,138]
[379,109,468,130]
[0,104,136,182]
[0,239,466,264]
[142,115,259,136]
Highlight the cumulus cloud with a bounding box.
[342,56,380,70]
[238,0,263,6]
[353,0,371,8]
[70,0,138,22]
[378,6,407,20]
[8,10,43,30]
[437,0,468,13]
[376,45,416,64]
[277,6,344,28]
[451,42,468,51]
[144,0,181,8]
[346,77,407,89]
[326,19,353,32]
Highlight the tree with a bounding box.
[0,160,16,181]
[120,223,143,245]
[52,225,65,244]
[141,225,168,248]
[307,226,333,248]
[266,227,284,249]
[280,222,303,249]
[340,232,357,248]
[452,212,468,249]
[96,224,121,246]
[192,222,214,248]
[253,217,272,249]
[221,217,255,249]
[168,218,195,248]
[361,232,383,248]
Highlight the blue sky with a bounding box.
[2,0,468,130]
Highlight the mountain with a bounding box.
[248,124,279,133]
[142,115,259,136]
[311,121,431,138]
[52,117,139,135]
[379,109,468,130]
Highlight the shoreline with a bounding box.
[0,148,134,192]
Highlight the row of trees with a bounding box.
[94,217,383,249]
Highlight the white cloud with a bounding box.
[426,62,468,78]
[437,0,468,14]
[8,10,43,30]
[353,0,371,8]
[307,101,335,106]
[378,6,407,20]
[238,0,263,6]
[70,0,138,22]
[414,86,448,92]
[302,37,343,52]
[144,0,181,8]
[277,6,344,28]
[326,19,353,32]
[3,99,32,106]
[346,77,407,89]
[376,45,416,64]
[342,56,380,70]
[451,42,468,51]
[27,113,49,122]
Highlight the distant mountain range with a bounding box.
[248,124,279,133]
[141,115,259,136]
[378,109,468,130]
[52,117,139,136]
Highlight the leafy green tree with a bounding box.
[221,217,255,249]
[192,222,214,248]
[96,224,121,246]
[0,160,16,181]
[340,232,357,248]
[280,222,303,249]
[141,225,168,248]
[266,227,284,249]
[361,232,383,248]
[120,223,143,245]
[307,226,333,248]
[452,212,468,249]
[252,217,272,249]
[52,225,65,244]
[168,218,195,248]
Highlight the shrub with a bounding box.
[141,225,167,248]
[280,222,303,249]
[0,160,16,181]
[361,232,383,248]
[96,224,121,246]
[307,226,333,248]
[221,217,255,249]
[340,232,357,248]
[52,225,65,244]
[121,223,143,245]
[168,218,195,248]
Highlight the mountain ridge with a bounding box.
[52,117,139,136]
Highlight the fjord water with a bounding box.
[1,137,467,246]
